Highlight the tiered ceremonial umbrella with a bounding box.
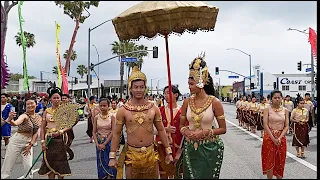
[112,1,219,156]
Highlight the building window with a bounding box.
[282,85,289,91]
[298,85,306,91]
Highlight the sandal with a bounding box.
[296,152,301,157]
[301,152,306,158]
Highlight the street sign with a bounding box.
[306,68,312,72]
[121,57,137,62]
[228,75,239,78]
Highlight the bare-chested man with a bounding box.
[108,66,173,179]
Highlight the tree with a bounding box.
[52,66,58,74]
[63,49,77,75]
[111,40,136,99]
[14,31,36,48]
[9,73,36,81]
[54,1,99,75]
[77,64,88,78]
[1,1,18,52]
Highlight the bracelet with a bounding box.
[59,130,64,135]
[165,147,172,155]
[180,126,188,134]
[109,152,117,159]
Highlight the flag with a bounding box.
[308,27,317,64]
[18,1,29,90]
[55,22,69,94]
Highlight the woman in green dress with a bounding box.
[179,53,227,179]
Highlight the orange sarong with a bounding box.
[261,129,287,177]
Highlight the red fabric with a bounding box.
[156,106,184,148]
[261,130,287,177]
[308,27,317,63]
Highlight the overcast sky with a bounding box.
[4,1,317,93]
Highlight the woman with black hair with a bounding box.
[155,85,185,179]
[290,98,310,158]
[38,83,72,179]
[261,90,289,179]
[179,53,226,179]
[84,96,99,143]
[1,97,41,179]
[257,97,269,138]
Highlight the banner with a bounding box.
[308,27,317,64]
[18,1,29,90]
[55,22,69,94]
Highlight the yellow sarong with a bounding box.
[117,144,159,179]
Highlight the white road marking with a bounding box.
[17,168,39,179]
[225,119,317,172]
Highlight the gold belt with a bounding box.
[127,143,154,153]
[186,135,219,150]
[46,128,58,133]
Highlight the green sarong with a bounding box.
[183,138,224,179]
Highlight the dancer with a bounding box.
[1,93,13,148]
[303,93,314,131]
[261,90,289,179]
[38,84,72,179]
[179,54,226,179]
[290,98,310,158]
[155,85,184,179]
[92,98,117,179]
[85,96,99,143]
[257,97,268,138]
[108,66,173,179]
[1,97,41,179]
[283,95,294,134]
[236,96,243,126]
[248,96,259,133]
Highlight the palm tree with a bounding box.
[77,64,88,78]
[52,66,58,74]
[63,50,77,76]
[14,31,36,48]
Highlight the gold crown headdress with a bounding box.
[189,52,209,88]
[128,66,147,89]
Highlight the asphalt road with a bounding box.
[1,103,317,179]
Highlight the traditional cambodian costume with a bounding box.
[304,100,314,131]
[257,103,268,131]
[290,108,310,147]
[38,107,72,177]
[261,106,287,178]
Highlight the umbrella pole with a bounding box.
[164,34,176,157]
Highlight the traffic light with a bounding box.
[90,63,94,71]
[297,61,302,71]
[153,46,158,58]
[250,83,254,89]
[215,67,219,75]
[74,77,78,84]
[273,82,277,89]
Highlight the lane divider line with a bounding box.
[225,119,317,172]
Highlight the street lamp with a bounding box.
[92,44,100,98]
[88,18,113,98]
[156,78,165,94]
[287,28,316,100]
[226,48,252,86]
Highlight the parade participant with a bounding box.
[108,66,173,179]
[257,97,268,138]
[261,90,289,179]
[92,98,117,179]
[38,84,72,179]
[155,85,184,179]
[1,93,13,150]
[109,99,125,153]
[239,96,248,128]
[290,98,310,158]
[243,96,252,130]
[283,95,294,134]
[235,96,243,126]
[84,96,99,143]
[179,54,226,179]
[1,97,41,179]
[303,93,314,131]
[61,94,75,147]
[248,96,259,133]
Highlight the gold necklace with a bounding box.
[272,105,282,112]
[100,113,109,120]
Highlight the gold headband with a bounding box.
[128,66,147,89]
[189,53,209,88]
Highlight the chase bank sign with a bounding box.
[280,78,312,85]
